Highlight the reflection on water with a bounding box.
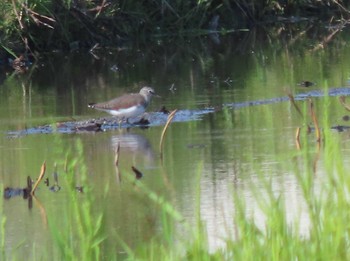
[199,165,312,250]
[111,132,155,165]
[1,29,350,258]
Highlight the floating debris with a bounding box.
[131,166,143,180]
[89,43,100,60]
[76,186,84,193]
[4,176,32,199]
[297,81,315,87]
[49,184,61,192]
[169,83,176,93]
[331,125,350,132]
[4,187,30,199]
[110,65,119,72]
[74,123,102,132]
[134,117,150,125]
[223,77,233,87]
[159,106,170,114]
[7,108,216,136]
[343,115,350,121]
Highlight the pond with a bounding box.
[1,25,350,259]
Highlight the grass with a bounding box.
[2,87,350,260]
[1,0,350,53]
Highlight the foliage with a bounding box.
[0,0,350,53]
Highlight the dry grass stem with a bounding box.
[114,143,121,183]
[313,143,321,175]
[114,142,120,167]
[31,161,46,195]
[11,0,25,30]
[131,166,143,180]
[33,195,48,227]
[309,99,321,143]
[288,93,303,117]
[295,127,301,150]
[339,96,350,111]
[21,3,56,29]
[159,109,177,156]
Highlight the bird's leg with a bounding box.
[118,117,123,128]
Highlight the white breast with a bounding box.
[107,105,145,118]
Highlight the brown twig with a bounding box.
[309,99,321,143]
[332,0,350,14]
[114,142,120,167]
[21,3,56,29]
[313,141,321,176]
[31,161,46,195]
[11,0,25,30]
[27,176,32,192]
[295,127,301,150]
[32,195,48,227]
[288,93,303,118]
[88,0,111,17]
[131,166,143,180]
[339,96,350,111]
[159,109,177,157]
[114,143,121,183]
[311,22,344,51]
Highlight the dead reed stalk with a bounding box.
[288,93,303,118]
[159,109,177,157]
[31,161,46,195]
[114,142,120,167]
[295,127,301,150]
[114,143,121,183]
[309,99,321,143]
[339,96,350,111]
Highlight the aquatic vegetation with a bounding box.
[2,29,350,260]
[2,92,350,260]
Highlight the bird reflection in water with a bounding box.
[111,133,155,182]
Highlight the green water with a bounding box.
[1,28,350,259]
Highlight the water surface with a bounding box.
[1,26,350,258]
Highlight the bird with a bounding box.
[88,86,158,124]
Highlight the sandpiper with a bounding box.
[88,86,158,124]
